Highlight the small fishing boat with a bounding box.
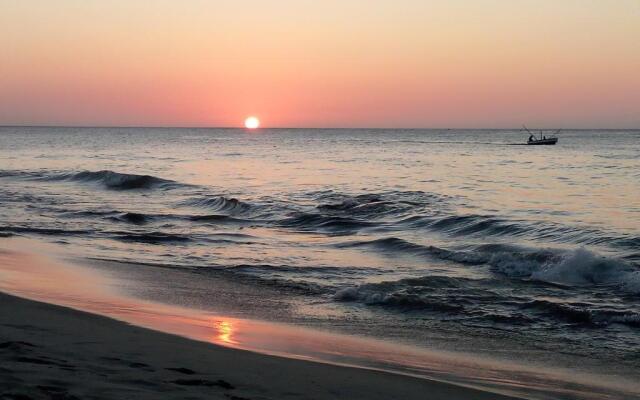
[527,137,558,145]
[523,126,559,145]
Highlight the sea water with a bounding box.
[1,127,638,388]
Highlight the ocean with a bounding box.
[1,127,639,393]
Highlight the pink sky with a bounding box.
[1,1,639,128]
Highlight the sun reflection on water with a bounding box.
[214,320,235,344]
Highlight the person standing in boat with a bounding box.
[528,134,535,142]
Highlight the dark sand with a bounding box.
[0,292,520,400]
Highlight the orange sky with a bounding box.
[1,1,639,128]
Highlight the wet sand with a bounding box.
[0,292,518,400]
[1,240,637,400]
[0,241,525,399]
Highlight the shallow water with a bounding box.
[1,127,639,392]
[1,241,637,400]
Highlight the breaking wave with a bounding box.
[279,213,374,233]
[394,213,639,251]
[180,196,252,215]
[53,170,177,190]
[342,238,640,293]
[315,191,435,219]
[0,169,178,190]
[491,247,640,293]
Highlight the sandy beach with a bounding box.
[1,239,638,400]
[0,241,527,399]
[0,291,520,400]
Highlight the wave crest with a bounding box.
[522,300,640,328]
[180,196,251,215]
[63,170,174,190]
[493,247,640,293]
[112,231,191,244]
[279,213,374,233]
[344,237,640,293]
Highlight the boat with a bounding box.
[523,126,559,145]
[527,137,558,145]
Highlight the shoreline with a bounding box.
[1,240,638,399]
[0,291,518,400]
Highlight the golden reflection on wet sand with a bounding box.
[214,320,235,345]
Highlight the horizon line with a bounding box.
[1,124,638,131]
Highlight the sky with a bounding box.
[1,0,639,128]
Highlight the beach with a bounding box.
[1,240,638,400]
[0,292,519,400]
[1,241,524,400]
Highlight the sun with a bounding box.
[244,116,260,129]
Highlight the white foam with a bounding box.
[491,247,640,293]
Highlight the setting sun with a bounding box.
[244,117,260,129]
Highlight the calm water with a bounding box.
[1,127,639,380]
